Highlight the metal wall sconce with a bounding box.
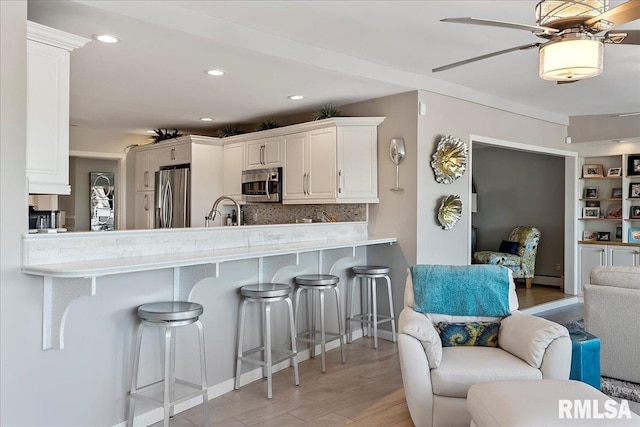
[390,138,406,191]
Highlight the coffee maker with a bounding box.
[29,206,61,231]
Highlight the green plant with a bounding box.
[217,125,243,138]
[151,128,181,143]
[312,103,342,121]
[258,118,279,131]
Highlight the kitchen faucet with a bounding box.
[205,195,241,227]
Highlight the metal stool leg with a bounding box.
[385,275,397,343]
[310,289,316,358]
[366,278,373,337]
[195,320,210,427]
[371,278,379,349]
[346,276,353,344]
[234,299,248,390]
[319,289,326,372]
[285,296,300,386]
[163,327,172,427]
[262,301,268,379]
[333,286,346,363]
[265,302,273,399]
[127,322,145,427]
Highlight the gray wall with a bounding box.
[472,146,565,277]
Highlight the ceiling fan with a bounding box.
[432,0,640,82]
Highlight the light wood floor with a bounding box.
[158,338,412,427]
[152,288,580,427]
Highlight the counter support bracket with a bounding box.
[320,246,356,274]
[42,276,97,350]
[260,253,299,283]
[173,263,219,301]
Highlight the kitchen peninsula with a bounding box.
[23,222,396,350]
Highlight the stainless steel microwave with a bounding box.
[241,167,282,203]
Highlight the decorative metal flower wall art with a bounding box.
[438,195,462,230]
[431,135,468,184]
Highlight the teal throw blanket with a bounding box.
[410,265,511,317]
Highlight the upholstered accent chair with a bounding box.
[398,265,571,427]
[584,266,640,384]
[472,226,541,289]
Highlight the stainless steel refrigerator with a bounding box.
[155,165,190,228]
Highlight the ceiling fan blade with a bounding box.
[585,0,640,31]
[604,29,640,44]
[441,17,558,36]
[557,80,579,85]
[432,43,542,73]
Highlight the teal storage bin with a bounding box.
[569,330,601,389]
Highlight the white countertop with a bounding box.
[23,235,396,278]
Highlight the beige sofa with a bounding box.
[397,269,572,427]
[584,265,640,384]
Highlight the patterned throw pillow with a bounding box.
[435,321,500,347]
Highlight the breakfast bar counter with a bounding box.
[22,222,396,350]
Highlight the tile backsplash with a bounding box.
[242,204,366,225]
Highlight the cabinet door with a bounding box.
[336,126,378,201]
[283,132,307,200]
[608,245,640,266]
[158,143,190,167]
[135,148,161,192]
[246,137,282,169]
[307,128,336,200]
[134,191,154,229]
[223,143,245,199]
[578,244,607,295]
[26,40,71,195]
[246,140,264,169]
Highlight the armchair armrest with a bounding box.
[499,311,571,376]
[398,308,442,368]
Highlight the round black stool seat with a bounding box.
[353,266,391,276]
[137,301,203,322]
[295,274,339,286]
[240,283,292,299]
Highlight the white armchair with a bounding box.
[398,266,572,427]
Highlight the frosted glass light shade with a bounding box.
[539,38,603,81]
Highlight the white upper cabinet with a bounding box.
[245,137,282,169]
[26,22,89,195]
[223,142,245,200]
[135,147,161,192]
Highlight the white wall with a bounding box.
[416,90,568,266]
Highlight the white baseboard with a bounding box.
[118,327,389,427]
[533,274,564,287]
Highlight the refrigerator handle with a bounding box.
[167,180,173,227]
[162,180,171,227]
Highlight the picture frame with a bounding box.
[631,206,640,219]
[582,207,600,218]
[583,164,604,178]
[630,183,640,198]
[627,155,640,176]
[629,228,640,244]
[611,187,623,199]
[597,232,611,242]
[607,167,622,177]
[583,230,598,241]
[585,200,600,208]
[615,226,622,240]
[606,204,622,219]
[583,187,598,199]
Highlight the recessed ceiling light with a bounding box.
[200,117,214,122]
[93,34,120,44]
[205,69,225,76]
[288,95,304,100]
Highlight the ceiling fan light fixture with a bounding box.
[536,0,608,27]
[539,35,603,81]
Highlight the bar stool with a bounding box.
[346,266,396,349]
[235,283,299,399]
[127,301,209,427]
[293,274,346,373]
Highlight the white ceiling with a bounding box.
[27,0,640,136]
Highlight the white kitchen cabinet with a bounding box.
[282,118,383,204]
[134,146,161,192]
[158,142,191,167]
[26,22,89,195]
[223,142,245,200]
[245,137,282,169]
[134,191,155,229]
[283,129,335,202]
